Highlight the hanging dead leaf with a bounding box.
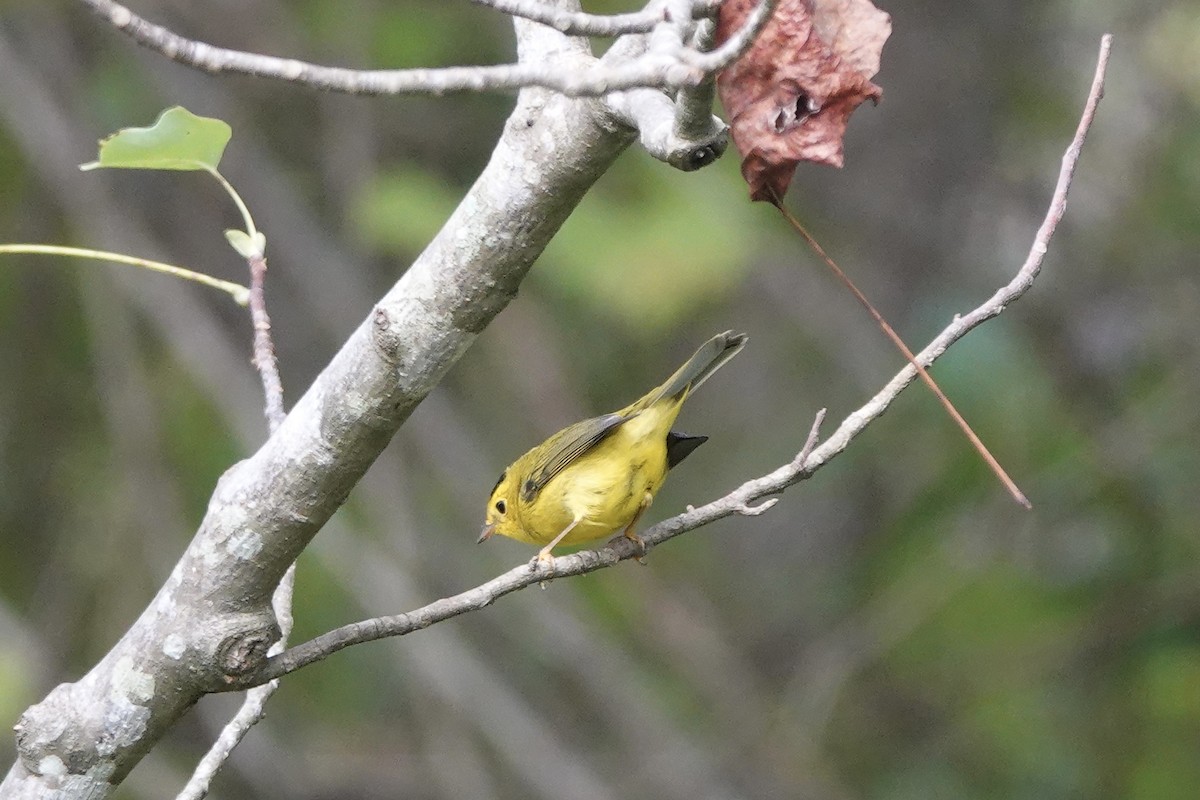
[717,0,892,201]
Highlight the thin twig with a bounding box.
[794,408,826,467]
[247,255,286,430]
[793,33,1112,475]
[471,0,668,35]
[216,34,1110,691]
[79,0,772,97]
[685,0,777,72]
[470,0,722,35]
[176,256,289,800]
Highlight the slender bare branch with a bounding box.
[471,0,667,35]
[246,255,286,431]
[78,0,771,97]
[771,202,1032,508]
[177,252,291,800]
[684,0,776,72]
[218,34,1111,690]
[470,0,724,35]
[795,408,827,467]
[177,572,295,800]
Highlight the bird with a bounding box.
[479,330,747,566]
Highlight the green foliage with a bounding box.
[353,164,459,255]
[366,3,505,67]
[537,157,758,333]
[0,647,33,732]
[80,107,231,172]
[157,366,242,521]
[353,153,760,334]
[1138,643,1200,722]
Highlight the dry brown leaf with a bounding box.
[717,0,892,201]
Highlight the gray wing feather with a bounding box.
[520,412,629,502]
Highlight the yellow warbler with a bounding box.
[480,331,747,564]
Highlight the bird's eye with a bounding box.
[494,499,506,515]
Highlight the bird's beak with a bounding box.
[477,523,496,543]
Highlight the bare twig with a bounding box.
[471,0,668,35]
[78,0,772,98]
[795,407,827,467]
[609,15,730,171]
[177,567,295,800]
[247,255,286,431]
[177,255,289,799]
[790,34,1112,471]
[470,0,723,35]
[685,0,777,72]
[217,34,1110,690]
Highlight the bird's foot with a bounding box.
[609,530,648,565]
[528,548,556,575]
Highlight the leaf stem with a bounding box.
[203,165,258,241]
[0,244,249,305]
[769,194,1032,509]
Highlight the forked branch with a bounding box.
[78,0,774,97]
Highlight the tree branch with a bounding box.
[469,0,723,36]
[176,251,291,800]
[672,18,722,141]
[246,254,286,432]
[3,7,638,798]
[604,8,730,170]
[471,0,668,35]
[224,32,1110,688]
[77,0,773,98]
[597,1,736,168]
[682,0,776,72]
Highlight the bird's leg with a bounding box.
[609,491,653,562]
[532,516,582,571]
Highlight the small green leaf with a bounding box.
[225,229,266,259]
[80,107,231,172]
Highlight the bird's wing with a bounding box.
[519,412,629,502]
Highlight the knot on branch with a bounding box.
[216,623,280,680]
[669,137,728,171]
[734,497,778,516]
[371,305,405,365]
[604,87,729,172]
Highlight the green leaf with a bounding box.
[225,229,266,259]
[80,106,231,172]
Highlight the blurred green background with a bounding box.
[1,1,1198,799]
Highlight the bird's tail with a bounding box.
[642,330,748,409]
